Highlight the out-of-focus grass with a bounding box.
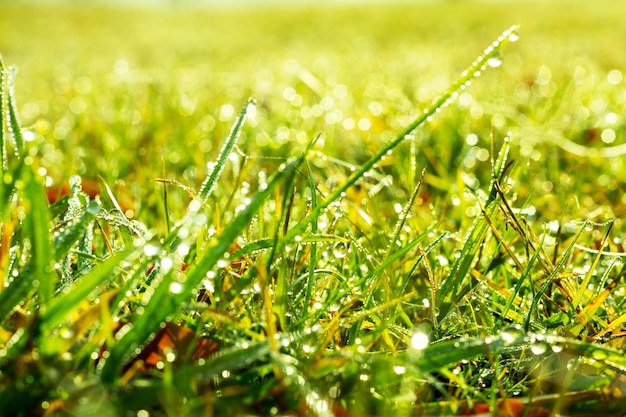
[2,1,626,416]
[1,1,625,228]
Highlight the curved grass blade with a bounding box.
[410,331,626,375]
[173,340,270,396]
[284,25,519,245]
[39,247,134,335]
[101,154,305,384]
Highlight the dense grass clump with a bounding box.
[2,2,626,416]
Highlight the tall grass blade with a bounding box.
[384,168,426,261]
[303,159,319,320]
[6,67,25,159]
[524,221,588,331]
[437,134,512,322]
[189,98,255,213]
[21,166,54,306]
[284,25,519,244]
[571,221,612,309]
[0,56,7,173]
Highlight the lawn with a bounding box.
[1,1,626,416]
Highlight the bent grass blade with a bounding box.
[284,25,519,245]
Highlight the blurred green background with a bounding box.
[1,0,625,225]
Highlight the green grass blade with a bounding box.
[101,154,304,384]
[21,166,54,306]
[190,98,255,211]
[39,247,134,334]
[303,159,319,320]
[385,169,425,262]
[524,221,588,331]
[173,340,270,392]
[53,200,101,260]
[571,222,612,310]
[284,25,519,245]
[6,66,25,159]
[0,166,50,320]
[494,236,544,328]
[0,56,6,173]
[437,135,512,322]
[0,263,34,321]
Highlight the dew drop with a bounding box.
[393,365,406,375]
[143,243,161,257]
[551,344,564,353]
[500,325,524,345]
[530,341,548,355]
[410,329,430,350]
[332,242,348,258]
[169,282,184,294]
[60,328,75,339]
[165,351,177,363]
[487,56,503,68]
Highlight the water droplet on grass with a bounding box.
[143,243,161,257]
[530,341,548,355]
[410,329,430,350]
[169,282,184,294]
[393,365,406,375]
[487,56,503,68]
[500,325,524,345]
[333,242,348,258]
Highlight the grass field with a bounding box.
[2,1,626,416]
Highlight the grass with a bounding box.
[2,1,626,416]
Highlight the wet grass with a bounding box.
[2,1,626,416]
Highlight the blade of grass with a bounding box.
[39,247,134,335]
[186,98,256,216]
[524,221,588,331]
[53,199,101,260]
[437,133,512,322]
[283,26,520,245]
[0,56,7,173]
[303,158,319,321]
[571,221,612,309]
[21,166,54,306]
[384,168,426,262]
[568,277,618,337]
[6,66,25,159]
